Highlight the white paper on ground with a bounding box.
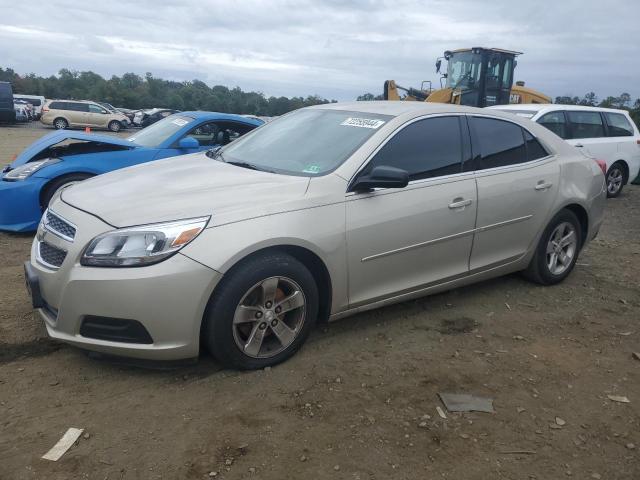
[42,428,84,461]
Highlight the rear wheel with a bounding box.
[41,174,93,209]
[108,120,122,132]
[203,252,318,370]
[606,161,627,198]
[53,118,68,130]
[523,209,582,285]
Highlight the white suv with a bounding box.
[489,104,640,197]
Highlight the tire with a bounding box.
[41,174,93,209]
[53,117,68,130]
[203,252,319,370]
[605,161,627,198]
[108,120,122,132]
[523,209,582,285]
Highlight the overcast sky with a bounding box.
[0,0,638,101]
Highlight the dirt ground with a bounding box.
[0,124,639,480]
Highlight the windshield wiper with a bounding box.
[226,161,272,172]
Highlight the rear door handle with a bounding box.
[574,143,584,148]
[448,198,472,209]
[535,181,553,191]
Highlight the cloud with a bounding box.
[0,0,638,100]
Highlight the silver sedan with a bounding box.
[26,102,606,369]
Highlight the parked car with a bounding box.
[489,104,640,198]
[135,108,180,127]
[0,112,261,231]
[15,99,35,120]
[13,94,46,119]
[115,107,137,124]
[0,81,16,123]
[40,100,130,132]
[14,102,30,122]
[24,102,606,369]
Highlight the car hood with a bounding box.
[11,130,138,167]
[61,153,311,228]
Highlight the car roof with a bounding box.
[489,104,632,115]
[312,101,492,117]
[175,111,264,125]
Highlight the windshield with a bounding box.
[446,52,482,90]
[221,109,392,176]
[127,115,194,147]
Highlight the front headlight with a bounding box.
[4,158,61,181]
[81,217,210,267]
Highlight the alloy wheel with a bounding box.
[232,276,306,358]
[546,222,578,275]
[607,167,623,195]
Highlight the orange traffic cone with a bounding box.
[85,127,91,133]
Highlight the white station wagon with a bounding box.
[26,102,606,369]
[489,104,640,197]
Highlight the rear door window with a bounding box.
[604,112,634,137]
[363,116,463,181]
[470,117,527,170]
[537,111,569,139]
[567,111,605,139]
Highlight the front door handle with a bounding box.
[535,181,553,191]
[448,198,472,209]
[574,143,584,148]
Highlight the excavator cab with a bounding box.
[441,47,518,107]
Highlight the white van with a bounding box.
[489,104,640,197]
[13,94,46,119]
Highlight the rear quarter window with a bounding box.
[604,112,634,137]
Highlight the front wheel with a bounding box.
[108,120,122,132]
[203,252,319,370]
[41,174,93,209]
[523,209,582,285]
[606,162,627,198]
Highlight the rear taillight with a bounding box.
[42,106,49,112]
[636,139,640,145]
[595,159,607,175]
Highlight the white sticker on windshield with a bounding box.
[340,117,386,129]
[172,118,189,126]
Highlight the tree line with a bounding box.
[0,67,336,116]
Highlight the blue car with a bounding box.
[0,111,262,232]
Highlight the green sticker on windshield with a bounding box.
[303,165,321,174]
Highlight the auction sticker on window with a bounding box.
[172,118,189,126]
[340,117,386,129]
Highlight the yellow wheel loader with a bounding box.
[384,47,551,107]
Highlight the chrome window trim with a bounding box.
[43,208,77,243]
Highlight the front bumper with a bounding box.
[0,176,48,232]
[27,200,222,360]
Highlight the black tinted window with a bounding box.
[524,130,548,161]
[471,117,526,169]
[364,116,463,180]
[567,111,605,139]
[70,103,89,112]
[49,101,64,110]
[538,111,568,139]
[605,113,634,137]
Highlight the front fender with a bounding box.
[180,203,349,314]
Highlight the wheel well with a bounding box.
[214,245,333,324]
[39,172,94,209]
[563,204,589,248]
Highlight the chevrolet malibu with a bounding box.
[25,102,607,369]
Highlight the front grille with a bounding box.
[38,242,67,268]
[46,210,76,240]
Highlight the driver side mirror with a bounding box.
[178,137,199,149]
[351,165,409,192]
